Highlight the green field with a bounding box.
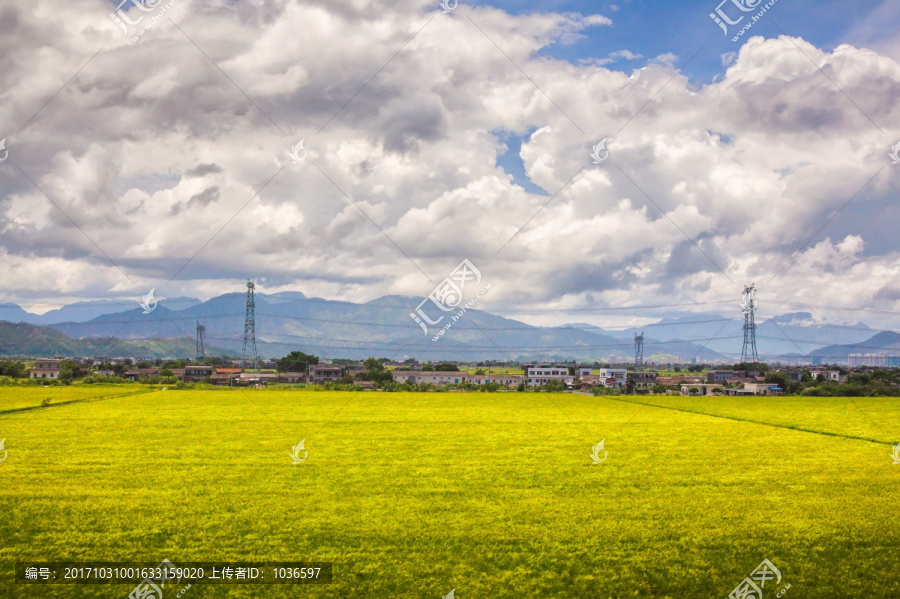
[2,387,899,598]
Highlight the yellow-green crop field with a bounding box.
[2,387,899,598]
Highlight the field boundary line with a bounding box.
[0,388,157,416]
[606,396,895,446]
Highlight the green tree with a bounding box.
[276,351,319,373]
[765,371,789,390]
[0,361,26,378]
[435,363,459,371]
[544,380,566,392]
[58,359,84,384]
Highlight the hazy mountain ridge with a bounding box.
[2,293,725,361]
[1,293,892,362]
[0,322,224,359]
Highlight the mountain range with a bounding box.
[0,292,894,363]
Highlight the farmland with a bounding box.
[2,387,899,598]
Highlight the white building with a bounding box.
[393,371,525,387]
[523,364,574,386]
[30,358,62,380]
[597,368,628,387]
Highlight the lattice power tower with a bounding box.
[740,284,758,363]
[195,321,206,361]
[634,332,644,371]
[241,280,259,371]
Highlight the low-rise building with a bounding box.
[524,364,574,386]
[393,371,524,387]
[707,370,760,383]
[279,372,306,383]
[123,368,159,382]
[809,369,841,382]
[465,374,525,387]
[310,365,345,384]
[597,368,628,387]
[393,371,466,385]
[183,365,214,382]
[707,370,738,383]
[657,376,704,387]
[681,383,723,396]
[238,372,279,386]
[742,382,782,396]
[30,358,63,380]
[630,371,658,385]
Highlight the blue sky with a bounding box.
[479,0,900,194]
[475,0,896,80]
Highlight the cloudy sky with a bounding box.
[1,0,900,331]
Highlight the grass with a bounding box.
[1,388,898,598]
[0,384,148,413]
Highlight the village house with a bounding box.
[393,371,466,385]
[392,371,524,387]
[123,368,159,382]
[630,371,658,385]
[657,375,705,387]
[278,372,306,383]
[310,365,345,384]
[809,369,841,382]
[524,364,574,386]
[238,372,279,386]
[29,358,63,380]
[183,365,214,382]
[210,368,242,385]
[597,368,628,387]
[681,383,723,396]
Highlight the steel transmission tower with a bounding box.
[195,321,206,361]
[634,332,644,371]
[241,280,259,371]
[740,284,758,363]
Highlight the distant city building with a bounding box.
[848,353,900,367]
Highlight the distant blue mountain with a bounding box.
[35,292,725,362]
[2,291,888,362]
[0,297,202,325]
